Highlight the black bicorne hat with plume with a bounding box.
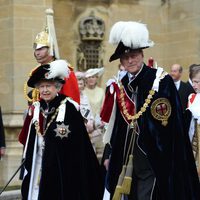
[109,21,154,62]
[27,60,70,88]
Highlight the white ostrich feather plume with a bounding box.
[109,21,127,45]
[47,60,70,80]
[109,21,154,48]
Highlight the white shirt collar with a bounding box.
[174,80,181,90]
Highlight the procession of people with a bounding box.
[1,6,200,200]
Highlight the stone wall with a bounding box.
[52,0,200,85]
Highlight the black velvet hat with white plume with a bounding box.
[109,21,154,62]
[27,60,70,88]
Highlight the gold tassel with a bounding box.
[112,165,126,200]
[121,154,133,195]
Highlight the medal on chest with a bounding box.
[151,98,171,126]
[54,122,71,139]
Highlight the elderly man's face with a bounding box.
[120,49,144,75]
[37,81,59,103]
[170,64,182,82]
[34,47,53,64]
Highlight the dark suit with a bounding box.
[186,80,195,94]
[178,81,194,111]
[0,107,5,159]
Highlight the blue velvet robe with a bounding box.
[21,94,104,200]
[104,65,200,199]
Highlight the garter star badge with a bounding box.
[151,98,171,126]
[54,123,71,139]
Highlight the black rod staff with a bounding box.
[0,159,25,196]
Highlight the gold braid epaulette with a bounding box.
[24,66,40,103]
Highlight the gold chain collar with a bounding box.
[119,81,155,124]
[118,69,167,127]
[34,98,67,137]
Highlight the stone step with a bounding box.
[0,155,22,188]
[0,190,21,200]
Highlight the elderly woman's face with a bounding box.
[86,75,98,87]
[37,80,59,102]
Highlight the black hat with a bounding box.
[27,60,70,88]
[109,21,154,62]
[109,41,149,62]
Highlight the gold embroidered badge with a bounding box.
[151,98,171,126]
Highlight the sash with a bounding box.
[114,83,135,125]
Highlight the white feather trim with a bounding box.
[122,22,154,48]
[109,21,127,45]
[109,21,154,49]
[47,59,70,80]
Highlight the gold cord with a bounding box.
[24,66,40,102]
[118,69,168,124]
[35,108,59,137]
[24,82,33,102]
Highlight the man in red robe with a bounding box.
[24,8,80,104]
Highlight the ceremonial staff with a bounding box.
[0,159,25,196]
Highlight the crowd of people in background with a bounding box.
[75,68,105,156]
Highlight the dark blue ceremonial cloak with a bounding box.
[104,65,200,200]
[21,94,104,200]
